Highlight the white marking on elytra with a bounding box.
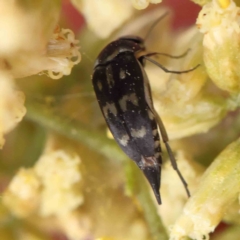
[106,65,114,87]
[102,102,117,117]
[118,134,130,146]
[119,68,126,79]
[155,152,160,159]
[131,126,147,138]
[154,141,160,148]
[119,93,138,112]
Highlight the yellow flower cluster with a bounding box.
[197,0,240,92]
[3,149,83,218]
[3,168,40,217]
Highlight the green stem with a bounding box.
[26,100,126,164]
[26,99,168,240]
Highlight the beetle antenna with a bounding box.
[144,11,169,42]
[141,49,191,59]
[143,56,200,74]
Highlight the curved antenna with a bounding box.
[142,49,191,59]
[143,56,200,74]
[144,11,169,42]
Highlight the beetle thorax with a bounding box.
[94,37,145,68]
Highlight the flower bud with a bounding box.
[170,137,240,240]
[197,0,240,93]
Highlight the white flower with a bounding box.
[0,1,80,79]
[71,0,133,38]
[45,27,81,79]
[9,26,81,80]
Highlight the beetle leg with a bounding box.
[151,108,191,198]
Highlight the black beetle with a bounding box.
[92,13,198,204]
